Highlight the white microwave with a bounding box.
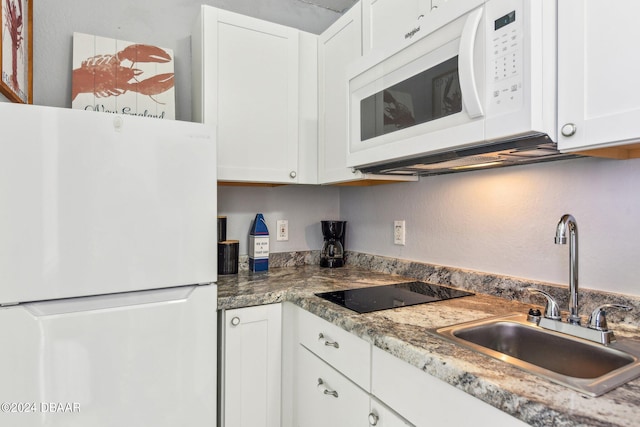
[347,0,559,173]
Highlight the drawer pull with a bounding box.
[230,316,241,326]
[317,378,339,398]
[318,333,340,348]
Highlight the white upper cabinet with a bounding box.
[362,0,429,54]
[557,0,640,159]
[318,3,417,184]
[318,4,364,184]
[192,6,317,184]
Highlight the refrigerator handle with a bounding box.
[22,285,200,317]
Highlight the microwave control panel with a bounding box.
[487,1,523,116]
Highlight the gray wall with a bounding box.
[33,0,340,120]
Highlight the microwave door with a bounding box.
[360,65,460,143]
[348,4,487,169]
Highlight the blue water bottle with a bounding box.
[249,213,269,272]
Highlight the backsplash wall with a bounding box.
[340,156,640,297]
[218,185,340,255]
[218,156,640,297]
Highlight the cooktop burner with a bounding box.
[315,281,474,314]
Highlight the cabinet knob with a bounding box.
[230,316,240,326]
[368,412,379,426]
[289,171,297,179]
[561,123,577,137]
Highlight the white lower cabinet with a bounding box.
[295,301,371,389]
[294,342,412,427]
[369,397,414,427]
[290,307,413,427]
[220,304,282,427]
[224,302,524,427]
[372,346,528,427]
[295,345,370,426]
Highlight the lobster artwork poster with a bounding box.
[72,32,175,119]
[0,0,33,104]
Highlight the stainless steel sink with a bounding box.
[434,313,640,396]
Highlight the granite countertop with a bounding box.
[216,264,640,427]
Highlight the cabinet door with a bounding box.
[222,304,282,427]
[197,7,300,183]
[363,0,426,53]
[318,5,364,184]
[371,347,527,426]
[318,4,417,184]
[295,345,369,427]
[369,397,414,427]
[297,31,319,185]
[558,0,640,155]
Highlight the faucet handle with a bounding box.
[526,288,562,320]
[587,304,632,331]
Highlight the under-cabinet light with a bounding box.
[450,161,503,170]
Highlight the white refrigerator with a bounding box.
[0,104,217,426]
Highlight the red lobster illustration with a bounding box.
[4,0,24,92]
[72,44,174,103]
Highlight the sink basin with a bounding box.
[434,313,640,396]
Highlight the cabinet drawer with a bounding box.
[371,347,527,427]
[296,307,371,390]
[295,345,370,427]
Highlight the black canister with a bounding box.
[218,240,239,275]
[217,216,227,242]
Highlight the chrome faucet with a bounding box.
[524,214,633,344]
[555,214,580,324]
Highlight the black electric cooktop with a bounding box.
[315,281,474,314]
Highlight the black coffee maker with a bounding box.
[320,220,346,268]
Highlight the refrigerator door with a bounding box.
[0,104,217,304]
[0,284,217,426]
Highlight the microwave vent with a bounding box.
[357,135,581,177]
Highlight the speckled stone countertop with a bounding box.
[217,261,640,427]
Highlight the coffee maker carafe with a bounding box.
[320,220,346,268]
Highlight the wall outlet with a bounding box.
[277,220,289,241]
[394,220,406,245]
